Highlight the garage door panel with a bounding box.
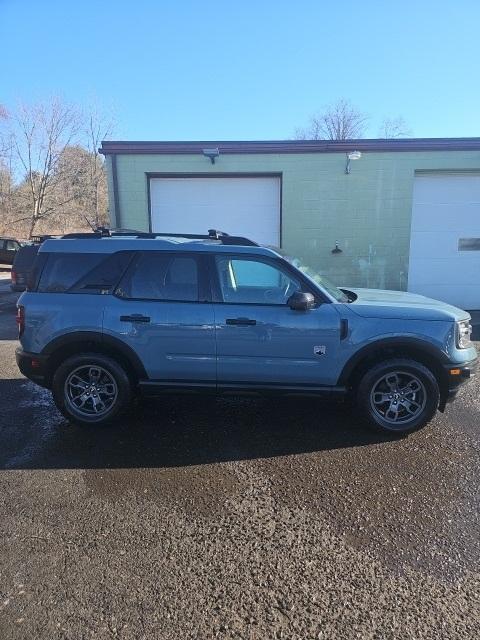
[408,258,480,286]
[409,174,480,309]
[150,177,280,246]
[409,231,479,259]
[413,175,480,204]
[411,203,480,232]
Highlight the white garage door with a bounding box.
[408,173,480,309]
[150,176,281,246]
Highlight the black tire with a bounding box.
[356,358,440,435]
[52,353,133,426]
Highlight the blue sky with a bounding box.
[1,0,479,140]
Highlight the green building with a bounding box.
[100,139,480,310]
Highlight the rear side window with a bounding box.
[13,245,39,269]
[37,252,133,294]
[116,252,199,301]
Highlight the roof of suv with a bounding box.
[38,230,277,258]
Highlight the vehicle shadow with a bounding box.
[0,378,394,471]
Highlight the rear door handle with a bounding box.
[120,314,151,323]
[226,317,256,326]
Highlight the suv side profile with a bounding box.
[16,229,477,434]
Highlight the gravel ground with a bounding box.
[0,287,479,639]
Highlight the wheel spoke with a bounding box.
[402,380,421,394]
[97,384,116,397]
[89,367,101,384]
[402,399,421,415]
[386,404,400,421]
[385,373,400,391]
[372,391,391,405]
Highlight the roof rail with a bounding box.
[31,234,61,243]
[59,228,259,246]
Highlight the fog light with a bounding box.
[449,369,461,376]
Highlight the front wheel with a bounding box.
[356,358,440,435]
[52,353,133,426]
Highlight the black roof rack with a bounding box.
[60,228,259,246]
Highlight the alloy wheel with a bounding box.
[370,370,427,428]
[64,365,118,418]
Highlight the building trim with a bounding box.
[100,137,480,156]
[111,153,121,227]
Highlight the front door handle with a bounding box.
[120,314,151,323]
[226,317,256,326]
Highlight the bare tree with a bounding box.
[378,116,412,139]
[83,103,114,228]
[295,99,369,140]
[0,105,10,156]
[9,98,81,237]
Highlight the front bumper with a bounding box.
[16,348,51,388]
[442,357,478,405]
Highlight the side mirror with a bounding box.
[287,291,316,311]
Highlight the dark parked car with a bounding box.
[0,237,22,265]
[11,243,41,292]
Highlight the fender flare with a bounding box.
[41,331,148,380]
[338,337,449,386]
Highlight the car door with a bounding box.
[0,241,8,264]
[103,251,216,385]
[211,253,343,388]
[4,240,20,264]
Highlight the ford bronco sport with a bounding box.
[16,229,477,434]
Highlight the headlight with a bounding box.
[457,320,473,349]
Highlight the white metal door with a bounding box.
[150,176,281,246]
[408,174,480,309]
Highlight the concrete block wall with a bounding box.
[106,150,480,291]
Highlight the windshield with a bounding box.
[275,249,349,303]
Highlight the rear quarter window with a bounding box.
[37,252,133,294]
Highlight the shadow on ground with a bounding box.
[0,377,394,471]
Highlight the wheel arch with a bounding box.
[339,338,450,406]
[42,331,147,386]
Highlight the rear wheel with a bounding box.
[52,353,132,426]
[357,358,440,434]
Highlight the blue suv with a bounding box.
[16,229,477,434]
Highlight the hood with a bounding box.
[345,288,470,322]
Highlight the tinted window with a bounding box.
[215,256,301,304]
[70,251,133,294]
[13,245,39,269]
[117,253,199,301]
[38,253,106,293]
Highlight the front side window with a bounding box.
[215,256,301,304]
[6,240,19,251]
[116,252,199,301]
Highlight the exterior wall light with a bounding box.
[202,148,220,164]
[345,150,362,174]
[332,241,343,254]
